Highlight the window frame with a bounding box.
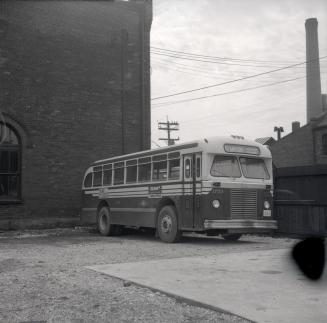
[103,163,113,187]
[210,155,242,178]
[113,161,125,186]
[152,154,168,182]
[92,165,103,187]
[137,157,152,183]
[239,156,270,180]
[0,123,22,203]
[126,159,138,184]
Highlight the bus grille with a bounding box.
[230,189,257,219]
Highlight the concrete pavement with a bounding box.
[87,248,327,323]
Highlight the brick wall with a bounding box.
[0,0,152,229]
[270,124,314,168]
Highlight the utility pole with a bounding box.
[274,126,284,140]
[158,117,180,146]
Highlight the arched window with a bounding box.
[0,123,21,202]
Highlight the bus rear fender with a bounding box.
[97,200,109,215]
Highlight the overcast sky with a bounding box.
[150,0,327,147]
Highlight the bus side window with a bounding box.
[84,173,93,188]
[168,158,180,180]
[113,162,125,185]
[185,158,191,178]
[93,171,103,187]
[126,159,137,184]
[138,157,151,182]
[196,156,201,178]
[153,160,167,181]
[103,171,112,186]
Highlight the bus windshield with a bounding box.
[239,157,270,179]
[210,155,241,178]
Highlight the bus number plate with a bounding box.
[263,210,271,217]
[212,188,223,194]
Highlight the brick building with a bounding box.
[0,0,152,229]
[270,115,327,168]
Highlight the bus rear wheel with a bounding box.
[221,233,242,241]
[157,205,182,243]
[97,206,123,236]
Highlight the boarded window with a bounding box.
[168,158,180,180]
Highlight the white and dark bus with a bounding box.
[81,136,277,242]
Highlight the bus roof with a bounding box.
[93,136,271,165]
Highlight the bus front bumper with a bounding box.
[204,219,277,230]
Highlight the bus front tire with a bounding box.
[97,206,123,236]
[221,233,242,241]
[157,206,182,243]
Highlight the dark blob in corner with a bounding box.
[292,237,325,280]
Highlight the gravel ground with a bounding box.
[0,227,296,323]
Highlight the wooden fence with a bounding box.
[273,165,327,237]
[274,200,327,237]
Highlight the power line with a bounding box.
[151,140,161,148]
[151,56,327,101]
[180,93,306,125]
[151,57,311,82]
[151,51,291,68]
[152,76,305,108]
[151,46,303,64]
[152,46,327,69]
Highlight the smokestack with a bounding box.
[305,18,323,122]
[292,121,300,132]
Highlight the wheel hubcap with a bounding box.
[161,214,172,233]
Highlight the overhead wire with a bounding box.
[152,76,306,108]
[151,46,303,64]
[151,56,327,101]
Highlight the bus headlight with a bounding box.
[212,200,220,208]
[264,201,270,209]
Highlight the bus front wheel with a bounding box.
[221,233,242,241]
[157,206,182,243]
[97,206,123,236]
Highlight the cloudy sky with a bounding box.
[150,0,327,147]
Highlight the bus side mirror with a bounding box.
[292,237,325,280]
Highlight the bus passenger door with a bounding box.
[182,154,195,229]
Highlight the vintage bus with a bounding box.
[81,136,277,242]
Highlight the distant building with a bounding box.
[255,137,276,147]
[0,0,152,229]
[270,114,327,168]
